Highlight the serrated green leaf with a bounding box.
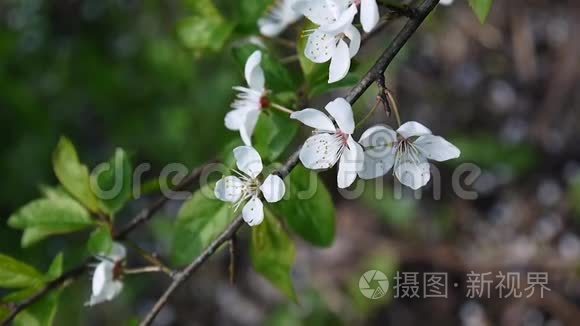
[13,289,61,326]
[254,111,298,162]
[468,0,494,23]
[87,227,113,256]
[172,185,236,265]
[251,208,296,301]
[52,137,101,212]
[91,148,133,214]
[272,165,335,247]
[232,45,298,92]
[0,254,44,289]
[8,197,94,247]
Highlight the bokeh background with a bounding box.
[2,0,580,325]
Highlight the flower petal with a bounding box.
[394,155,431,190]
[260,174,286,203]
[413,134,461,162]
[360,0,379,32]
[344,24,361,58]
[324,97,354,134]
[104,281,123,301]
[290,108,335,132]
[293,0,342,26]
[299,133,342,170]
[319,4,357,34]
[258,18,287,37]
[242,196,264,226]
[108,242,126,260]
[92,261,113,296]
[214,176,244,203]
[239,109,261,146]
[328,38,351,83]
[337,136,363,188]
[304,29,336,63]
[225,109,247,131]
[397,121,432,139]
[358,125,397,179]
[233,146,263,178]
[245,50,265,91]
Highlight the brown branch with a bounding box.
[139,1,440,324]
[1,161,216,325]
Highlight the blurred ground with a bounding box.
[2,0,580,325]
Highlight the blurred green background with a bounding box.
[2,0,580,325]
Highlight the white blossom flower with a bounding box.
[87,242,126,306]
[294,0,361,83]
[215,146,286,226]
[291,97,363,188]
[226,50,269,146]
[439,0,454,5]
[359,0,379,32]
[259,0,302,37]
[358,121,460,190]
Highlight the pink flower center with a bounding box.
[336,130,349,146]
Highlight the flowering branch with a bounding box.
[139,0,440,324]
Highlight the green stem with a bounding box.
[270,102,295,115]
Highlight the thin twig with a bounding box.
[1,161,216,325]
[139,1,440,324]
[125,240,176,278]
[228,234,236,284]
[124,266,166,275]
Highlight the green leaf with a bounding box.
[8,197,94,247]
[2,286,42,304]
[309,73,360,98]
[172,185,236,265]
[251,208,296,301]
[254,111,298,162]
[232,45,298,92]
[272,165,335,247]
[0,254,44,289]
[468,0,494,23]
[13,289,61,326]
[178,0,235,53]
[87,227,113,256]
[52,137,101,212]
[236,0,274,31]
[45,253,64,281]
[91,148,133,214]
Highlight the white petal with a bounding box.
[394,155,431,190]
[360,0,379,32]
[358,125,397,179]
[244,50,265,91]
[258,19,287,37]
[104,281,123,301]
[108,242,126,260]
[324,97,354,134]
[233,146,263,178]
[319,4,357,34]
[344,24,361,58]
[239,109,261,146]
[214,176,244,203]
[225,109,247,131]
[413,134,461,162]
[299,133,342,170]
[304,29,336,63]
[337,136,363,188]
[397,121,432,139]
[290,108,335,132]
[242,196,264,226]
[92,262,113,296]
[328,38,351,83]
[358,125,397,147]
[293,0,342,26]
[260,174,286,203]
[440,0,454,5]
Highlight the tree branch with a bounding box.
[1,161,216,325]
[139,1,439,324]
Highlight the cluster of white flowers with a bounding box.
[219,52,460,226]
[258,0,382,83]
